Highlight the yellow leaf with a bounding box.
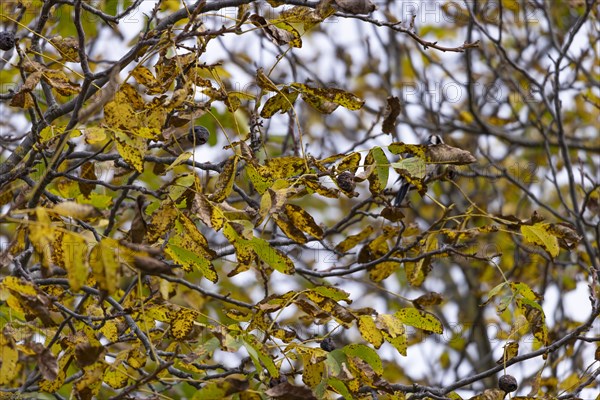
[104,89,138,131]
[89,239,119,294]
[169,307,198,339]
[274,215,307,243]
[335,226,374,253]
[210,155,239,203]
[60,232,89,292]
[2,276,38,296]
[284,204,323,239]
[517,297,548,345]
[357,315,384,348]
[265,156,307,179]
[395,308,443,334]
[103,359,129,389]
[496,341,519,364]
[84,127,107,144]
[337,152,362,173]
[29,208,55,268]
[131,65,160,90]
[0,332,20,385]
[74,362,106,399]
[302,356,326,387]
[260,88,299,118]
[246,163,273,194]
[406,233,437,287]
[166,151,193,171]
[521,223,559,257]
[377,314,407,356]
[291,83,364,111]
[113,130,146,173]
[146,201,178,243]
[279,5,330,30]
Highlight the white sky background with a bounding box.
[2,0,598,397]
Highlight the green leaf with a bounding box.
[364,146,389,194]
[165,243,217,282]
[243,334,279,378]
[249,236,295,274]
[327,377,353,400]
[342,343,383,375]
[311,286,350,302]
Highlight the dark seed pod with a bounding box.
[187,125,210,146]
[0,31,16,51]
[320,337,335,352]
[336,171,356,193]
[498,374,518,393]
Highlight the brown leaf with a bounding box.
[130,195,147,244]
[265,382,317,400]
[49,36,80,62]
[382,96,401,134]
[380,206,404,222]
[42,70,81,96]
[79,162,97,198]
[75,341,105,368]
[133,255,175,276]
[30,342,59,381]
[250,14,301,47]
[412,292,444,308]
[427,143,477,165]
[334,0,377,14]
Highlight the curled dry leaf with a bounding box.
[426,143,477,165]
[250,14,302,47]
[334,0,377,14]
[49,36,80,62]
[133,255,175,276]
[265,381,318,400]
[52,201,101,220]
[30,342,59,381]
[382,96,401,134]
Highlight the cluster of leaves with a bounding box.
[0,0,599,399]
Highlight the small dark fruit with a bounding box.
[319,337,335,352]
[0,31,16,51]
[187,125,209,146]
[498,374,518,393]
[336,171,356,193]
